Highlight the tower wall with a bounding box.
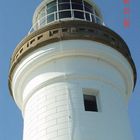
[11,40,134,140]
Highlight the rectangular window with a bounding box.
[83,89,99,112]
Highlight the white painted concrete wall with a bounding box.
[12,40,134,140]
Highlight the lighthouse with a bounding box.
[8,0,136,140]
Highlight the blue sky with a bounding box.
[0,0,139,140]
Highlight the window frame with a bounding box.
[82,88,100,112]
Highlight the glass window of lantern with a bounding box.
[96,17,101,24]
[47,6,57,14]
[59,11,71,19]
[91,15,95,22]
[38,7,45,20]
[84,1,93,13]
[58,3,71,10]
[47,14,55,23]
[39,17,47,26]
[58,0,70,3]
[85,12,90,21]
[71,0,83,4]
[47,1,57,14]
[95,10,100,17]
[47,1,56,8]
[74,11,84,19]
[72,3,83,10]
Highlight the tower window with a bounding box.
[83,89,99,112]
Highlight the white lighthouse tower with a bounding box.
[9,0,136,140]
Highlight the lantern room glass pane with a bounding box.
[85,13,90,21]
[59,11,71,19]
[72,3,83,10]
[91,15,95,22]
[47,14,55,23]
[47,1,56,8]
[58,0,70,3]
[47,6,57,14]
[39,18,47,26]
[84,1,92,9]
[71,0,82,4]
[59,3,71,10]
[96,17,101,24]
[74,11,84,19]
[84,1,93,13]
[84,6,93,13]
